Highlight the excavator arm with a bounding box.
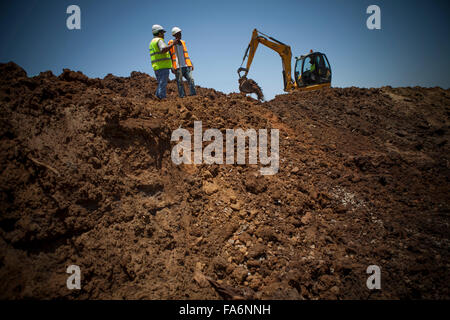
[238,29,295,93]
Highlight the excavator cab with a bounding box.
[294,52,332,89]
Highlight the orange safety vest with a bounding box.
[168,39,192,69]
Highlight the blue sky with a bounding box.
[1,0,449,100]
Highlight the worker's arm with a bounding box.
[159,38,179,53]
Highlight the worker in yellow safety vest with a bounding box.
[168,27,196,97]
[149,24,180,99]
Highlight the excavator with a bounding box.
[238,29,332,100]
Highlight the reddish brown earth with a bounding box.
[0,62,449,299]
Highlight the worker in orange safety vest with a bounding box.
[168,27,196,97]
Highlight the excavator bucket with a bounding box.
[238,77,264,101]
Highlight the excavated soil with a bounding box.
[0,62,449,299]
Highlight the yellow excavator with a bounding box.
[238,29,332,100]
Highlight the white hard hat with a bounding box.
[152,24,165,35]
[171,27,182,36]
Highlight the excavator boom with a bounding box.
[239,29,295,91]
[238,29,295,98]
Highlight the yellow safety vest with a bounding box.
[149,37,172,70]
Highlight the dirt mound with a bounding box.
[0,62,449,299]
